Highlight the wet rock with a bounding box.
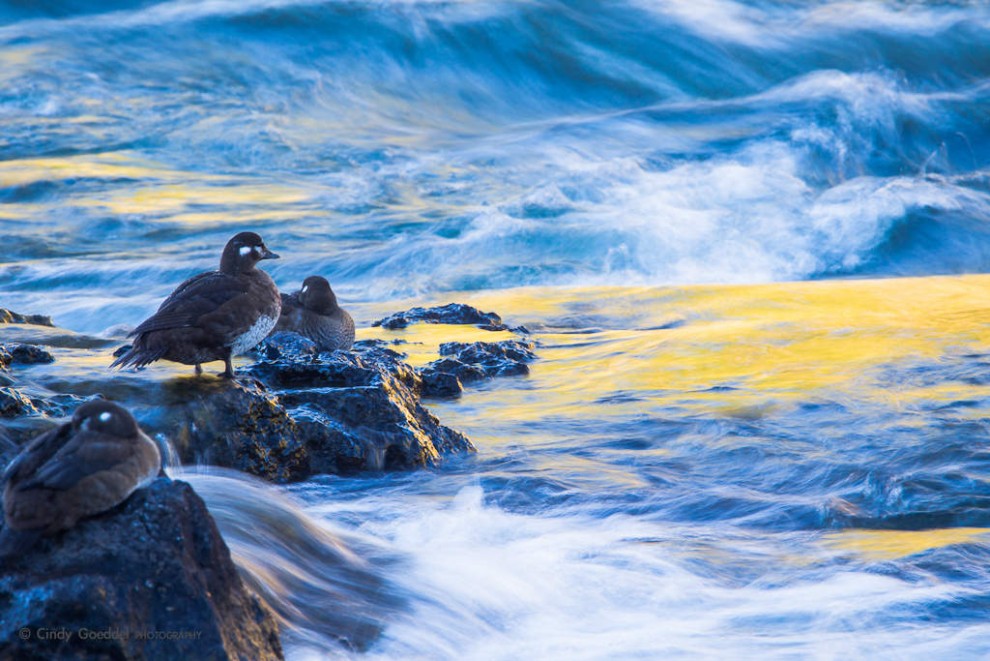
[254,331,319,361]
[0,309,54,327]
[159,380,309,484]
[0,347,10,371]
[419,340,538,391]
[7,344,56,365]
[372,303,507,331]
[0,387,38,418]
[0,478,283,661]
[419,370,464,399]
[244,349,474,473]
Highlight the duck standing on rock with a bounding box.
[111,231,281,378]
[274,275,355,352]
[0,400,162,556]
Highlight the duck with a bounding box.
[111,231,281,378]
[1,400,162,555]
[274,275,355,352]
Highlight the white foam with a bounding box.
[317,485,990,660]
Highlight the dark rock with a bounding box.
[419,370,463,398]
[0,387,38,418]
[160,380,309,484]
[372,303,507,331]
[0,309,54,327]
[0,347,10,371]
[244,350,474,474]
[8,344,55,365]
[254,331,319,361]
[419,340,538,389]
[0,478,283,661]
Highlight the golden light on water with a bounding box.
[0,152,318,225]
[824,527,990,561]
[362,274,990,432]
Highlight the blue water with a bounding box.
[4,0,990,658]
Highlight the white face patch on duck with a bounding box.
[99,412,112,422]
[239,246,253,257]
[301,285,309,294]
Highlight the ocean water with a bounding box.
[3,0,990,658]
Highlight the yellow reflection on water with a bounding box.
[362,274,990,426]
[79,182,314,219]
[0,152,201,188]
[359,324,516,366]
[0,152,317,225]
[824,527,990,561]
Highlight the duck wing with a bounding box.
[130,271,249,336]
[16,430,132,492]
[3,423,72,488]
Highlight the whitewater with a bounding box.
[3,0,990,658]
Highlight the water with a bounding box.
[3,0,990,658]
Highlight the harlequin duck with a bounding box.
[274,275,355,352]
[111,231,281,378]
[0,400,162,556]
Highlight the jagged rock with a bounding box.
[372,303,507,331]
[0,387,38,418]
[418,340,537,391]
[0,347,10,371]
[0,309,54,327]
[254,331,319,361]
[244,349,474,473]
[0,478,283,661]
[419,370,463,399]
[159,380,309,483]
[7,344,55,365]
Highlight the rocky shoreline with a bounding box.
[0,303,536,658]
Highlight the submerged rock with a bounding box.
[0,478,283,661]
[0,309,54,327]
[372,303,507,331]
[0,387,38,418]
[6,344,56,366]
[418,340,538,396]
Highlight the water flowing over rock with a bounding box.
[0,478,283,661]
[4,344,55,366]
[0,387,38,419]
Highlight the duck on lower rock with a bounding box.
[110,231,282,378]
[0,400,162,556]
[274,275,355,352]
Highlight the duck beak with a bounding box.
[261,247,280,260]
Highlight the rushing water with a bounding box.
[3,0,990,658]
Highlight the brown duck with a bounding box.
[275,275,355,352]
[1,400,162,555]
[111,231,281,378]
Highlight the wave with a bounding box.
[1,0,989,324]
